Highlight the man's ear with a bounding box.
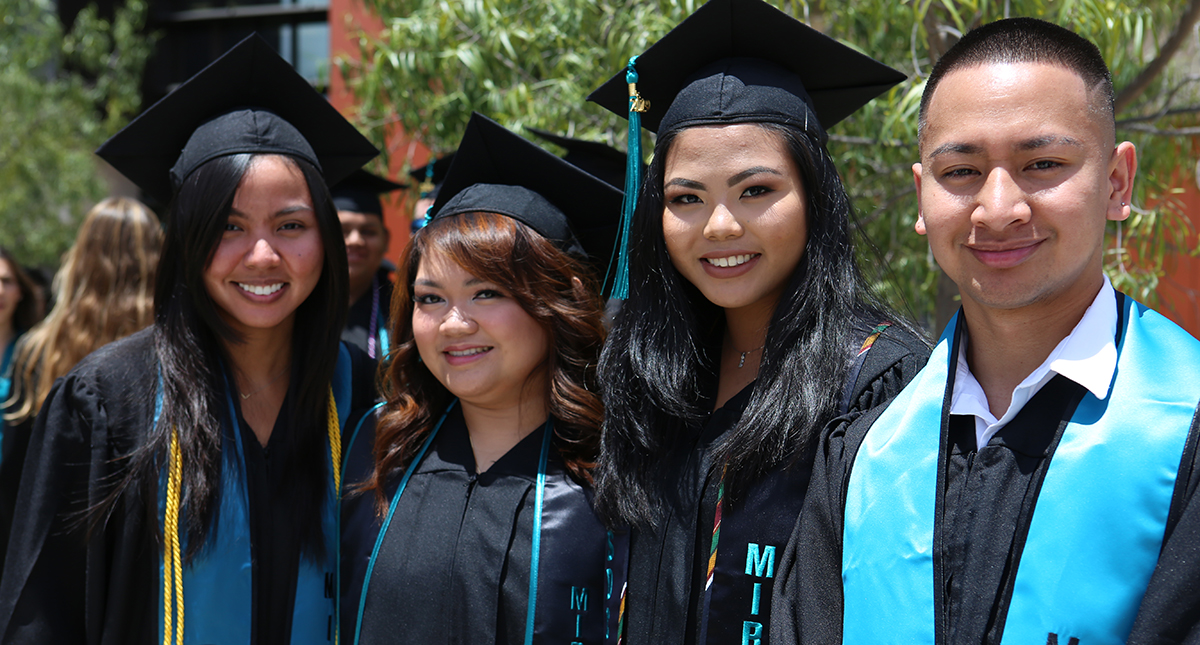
[1107,141,1137,222]
[913,162,927,236]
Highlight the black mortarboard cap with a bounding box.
[96,33,378,206]
[429,113,622,267]
[526,128,631,190]
[587,0,906,138]
[407,153,456,199]
[331,169,407,217]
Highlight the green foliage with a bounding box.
[344,0,1199,327]
[341,0,697,161]
[0,0,155,269]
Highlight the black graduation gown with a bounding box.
[342,406,617,644]
[0,328,378,644]
[0,383,34,580]
[772,355,1200,644]
[623,326,929,645]
[341,268,394,358]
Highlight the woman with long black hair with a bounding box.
[0,35,378,644]
[587,1,930,643]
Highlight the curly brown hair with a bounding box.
[364,211,606,510]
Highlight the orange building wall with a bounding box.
[1154,166,1200,338]
[328,0,432,263]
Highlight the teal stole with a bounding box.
[842,296,1200,644]
[156,343,353,644]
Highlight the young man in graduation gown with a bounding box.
[335,169,404,360]
[773,18,1200,645]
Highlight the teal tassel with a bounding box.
[609,55,646,301]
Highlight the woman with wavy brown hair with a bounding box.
[0,198,159,571]
[341,114,624,645]
[4,197,161,430]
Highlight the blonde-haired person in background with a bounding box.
[0,196,161,571]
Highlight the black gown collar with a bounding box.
[423,404,550,482]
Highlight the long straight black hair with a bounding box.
[107,152,347,559]
[596,122,903,527]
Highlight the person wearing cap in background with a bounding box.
[408,153,455,234]
[586,0,930,643]
[0,35,379,644]
[341,113,625,644]
[526,128,631,191]
[333,169,406,360]
[774,18,1200,645]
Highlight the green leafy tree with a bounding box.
[342,0,1200,329]
[0,0,155,268]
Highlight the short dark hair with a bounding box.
[918,17,1114,145]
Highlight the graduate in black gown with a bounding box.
[0,35,379,644]
[407,153,454,234]
[341,113,625,645]
[586,1,928,643]
[334,169,406,359]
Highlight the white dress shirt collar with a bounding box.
[950,277,1118,448]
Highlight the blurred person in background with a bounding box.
[0,248,41,438]
[0,197,161,573]
[333,169,406,359]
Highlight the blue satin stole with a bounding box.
[842,297,1200,644]
[156,343,353,644]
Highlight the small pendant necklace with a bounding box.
[736,345,765,369]
[239,365,289,400]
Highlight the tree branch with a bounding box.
[1116,104,1200,125]
[859,184,917,228]
[1114,0,1200,113]
[1119,123,1200,136]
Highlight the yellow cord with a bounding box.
[327,386,341,493]
[164,427,184,645]
[326,387,341,645]
[161,388,342,645]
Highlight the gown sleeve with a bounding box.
[1126,408,1200,644]
[771,325,931,645]
[0,336,158,645]
[1,373,104,643]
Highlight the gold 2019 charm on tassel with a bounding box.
[628,82,650,113]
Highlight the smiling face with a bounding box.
[662,124,808,317]
[203,154,325,339]
[411,253,551,410]
[0,258,22,328]
[340,209,389,294]
[914,61,1135,318]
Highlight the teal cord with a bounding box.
[353,400,455,645]
[522,420,554,645]
[610,55,644,301]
